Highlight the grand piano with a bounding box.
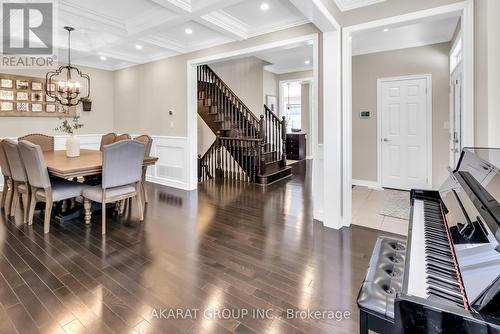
[359,148,500,333]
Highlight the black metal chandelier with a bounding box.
[45,26,90,107]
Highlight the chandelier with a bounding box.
[46,26,90,107]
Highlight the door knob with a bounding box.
[383,138,391,142]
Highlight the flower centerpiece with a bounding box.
[55,113,84,157]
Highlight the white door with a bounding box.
[450,65,462,169]
[380,77,430,190]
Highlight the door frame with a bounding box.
[377,74,433,190]
[342,0,474,227]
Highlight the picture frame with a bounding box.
[46,95,55,102]
[266,95,278,113]
[16,103,28,112]
[46,104,56,113]
[31,82,43,91]
[0,90,14,100]
[31,92,43,102]
[31,103,43,112]
[16,80,29,90]
[0,79,13,88]
[1,102,13,111]
[16,92,28,101]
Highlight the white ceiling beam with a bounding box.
[288,0,341,31]
[198,10,248,40]
[140,36,188,53]
[151,0,192,13]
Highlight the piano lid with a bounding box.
[453,148,500,245]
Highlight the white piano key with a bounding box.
[407,199,430,299]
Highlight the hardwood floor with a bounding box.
[0,161,402,334]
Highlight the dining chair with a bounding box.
[134,135,153,204]
[114,134,131,142]
[82,140,145,234]
[18,140,89,233]
[0,140,13,215]
[100,133,117,151]
[18,133,54,152]
[2,140,30,223]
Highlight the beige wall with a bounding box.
[352,43,451,188]
[210,57,265,117]
[113,24,320,137]
[301,83,312,156]
[263,69,278,106]
[1,65,114,137]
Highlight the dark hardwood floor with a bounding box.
[0,161,402,334]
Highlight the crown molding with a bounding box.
[200,10,248,40]
[265,65,313,75]
[152,0,192,13]
[247,17,310,38]
[333,0,385,12]
[141,36,188,53]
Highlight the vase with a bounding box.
[66,135,80,157]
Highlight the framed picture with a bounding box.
[0,90,14,100]
[31,92,43,102]
[31,82,43,91]
[266,95,277,113]
[16,102,28,112]
[47,83,56,92]
[1,102,13,111]
[16,92,28,101]
[46,104,56,113]
[1,79,13,88]
[46,95,55,102]
[16,80,29,90]
[31,103,42,112]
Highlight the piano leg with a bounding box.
[359,310,368,334]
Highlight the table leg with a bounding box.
[84,199,92,225]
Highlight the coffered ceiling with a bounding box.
[333,0,386,12]
[55,0,309,71]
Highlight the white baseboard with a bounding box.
[352,179,382,190]
[306,155,313,160]
[146,176,190,191]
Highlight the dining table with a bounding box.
[43,149,158,224]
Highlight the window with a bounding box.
[282,82,302,131]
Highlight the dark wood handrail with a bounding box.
[199,65,260,124]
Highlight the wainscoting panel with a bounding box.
[0,134,190,192]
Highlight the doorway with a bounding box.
[378,75,432,190]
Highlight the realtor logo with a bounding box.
[1,0,57,69]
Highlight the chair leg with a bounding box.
[28,187,37,225]
[136,194,144,222]
[1,178,7,211]
[102,200,106,235]
[43,189,53,234]
[84,198,92,225]
[10,183,18,218]
[142,181,149,204]
[21,189,29,224]
[6,179,14,216]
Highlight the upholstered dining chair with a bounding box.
[134,135,153,204]
[18,133,54,152]
[0,140,13,215]
[82,140,145,234]
[18,140,88,233]
[2,140,30,224]
[100,133,117,151]
[114,134,131,142]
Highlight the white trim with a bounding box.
[334,0,386,12]
[352,179,382,190]
[377,74,433,190]
[267,66,314,75]
[341,1,474,226]
[186,33,320,191]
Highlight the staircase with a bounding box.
[197,64,292,185]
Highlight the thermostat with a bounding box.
[359,111,371,119]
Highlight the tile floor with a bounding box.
[352,186,409,236]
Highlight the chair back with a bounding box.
[100,133,117,151]
[0,140,11,177]
[18,133,54,152]
[102,140,145,189]
[134,135,153,156]
[2,140,27,183]
[18,141,51,189]
[114,134,131,142]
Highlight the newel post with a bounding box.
[216,137,222,179]
[197,154,202,182]
[281,116,287,166]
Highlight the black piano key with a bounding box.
[426,267,458,281]
[428,285,464,300]
[428,274,460,289]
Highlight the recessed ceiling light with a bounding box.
[135,44,143,50]
[304,60,311,65]
[383,28,389,32]
[100,56,107,61]
[260,3,269,11]
[185,28,193,35]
